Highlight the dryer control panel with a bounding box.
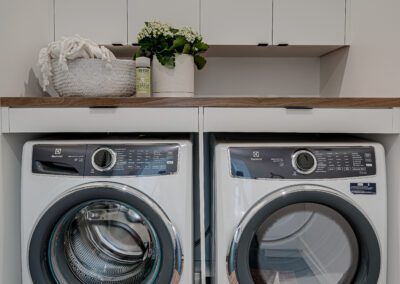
[32,144,179,176]
[229,146,376,179]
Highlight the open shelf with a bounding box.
[1,97,400,108]
[105,45,348,59]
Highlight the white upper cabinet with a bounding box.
[273,0,346,45]
[201,0,273,45]
[128,0,200,44]
[53,0,346,48]
[54,0,127,44]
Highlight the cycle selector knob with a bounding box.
[292,150,317,175]
[92,147,117,172]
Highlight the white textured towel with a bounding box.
[38,35,116,91]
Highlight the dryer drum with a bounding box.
[49,200,160,284]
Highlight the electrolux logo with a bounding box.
[51,148,63,158]
[251,151,262,161]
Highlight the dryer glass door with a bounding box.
[250,203,358,284]
[228,189,381,284]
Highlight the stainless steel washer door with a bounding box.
[29,182,183,284]
[49,200,160,283]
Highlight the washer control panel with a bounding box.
[85,144,179,176]
[230,146,376,179]
[32,144,179,176]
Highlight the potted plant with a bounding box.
[134,21,209,97]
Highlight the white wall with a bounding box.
[0,0,53,98]
[196,57,320,97]
[321,0,400,97]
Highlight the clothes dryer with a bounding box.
[213,141,386,284]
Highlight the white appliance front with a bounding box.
[213,142,387,284]
[21,140,193,284]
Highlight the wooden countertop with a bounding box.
[1,97,400,108]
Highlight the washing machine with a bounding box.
[213,141,387,284]
[21,139,193,284]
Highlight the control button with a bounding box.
[92,148,117,172]
[292,150,317,175]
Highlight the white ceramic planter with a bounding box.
[152,54,194,97]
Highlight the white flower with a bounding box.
[137,21,174,41]
[176,27,202,43]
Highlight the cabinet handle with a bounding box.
[277,43,289,46]
[285,106,313,110]
[257,43,269,46]
[111,43,123,46]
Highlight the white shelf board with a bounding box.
[6,107,199,133]
[204,107,396,133]
[1,107,9,133]
[392,108,400,133]
[3,106,397,134]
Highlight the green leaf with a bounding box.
[182,43,191,54]
[156,53,175,68]
[138,38,153,50]
[193,41,209,53]
[157,38,168,51]
[170,36,187,52]
[194,55,207,70]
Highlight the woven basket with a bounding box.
[51,58,135,97]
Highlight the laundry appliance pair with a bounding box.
[21,139,193,284]
[212,139,387,284]
[20,137,388,284]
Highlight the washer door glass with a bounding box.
[250,203,359,284]
[48,200,160,284]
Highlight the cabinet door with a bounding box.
[273,0,346,45]
[128,0,199,44]
[55,0,127,44]
[201,0,273,45]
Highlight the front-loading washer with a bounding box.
[21,139,193,283]
[213,141,387,284]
